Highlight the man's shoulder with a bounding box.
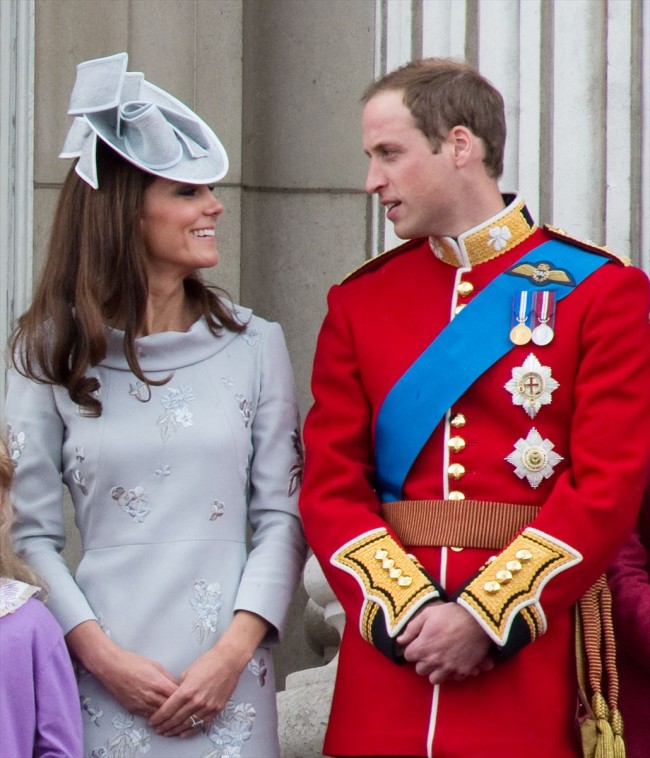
[340,238,427,285]
[542,224,631,267]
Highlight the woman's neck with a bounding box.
[139,283,199,336]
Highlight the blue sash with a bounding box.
[375,240,608,502]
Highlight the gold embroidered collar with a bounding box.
[429,194,537,268]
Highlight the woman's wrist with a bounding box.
[66,619,119,677]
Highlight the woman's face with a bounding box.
[140,177,224,282]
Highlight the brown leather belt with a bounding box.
[381,499,542,550]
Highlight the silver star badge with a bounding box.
[504,353,560,418]
[506,427,563,489]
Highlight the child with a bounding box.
[0,433,83,757]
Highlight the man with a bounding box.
[299,58,650,757]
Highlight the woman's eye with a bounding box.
[178,186,197,197]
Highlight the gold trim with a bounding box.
[457,528,581,644]
[431,199,537,268]
[332,529,440,637]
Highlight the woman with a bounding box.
[608,469,650,758]
[5,53,306,757]
[0,435,83,757]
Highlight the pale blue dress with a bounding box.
[5,309,306,758]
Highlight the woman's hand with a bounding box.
[66,620,179,718]
[149,610,270,738]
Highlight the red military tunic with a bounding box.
[299,195,650,757]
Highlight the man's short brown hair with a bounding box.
[362,58,506,179]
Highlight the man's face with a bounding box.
[362,90,459,240]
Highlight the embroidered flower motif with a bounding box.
[505,427,564,489]
[235,394,252,427]
[155,464,171,477]
[487,224,512,251]
[80,695,104,727]
[96,612,112,638]
[289,428,304,497]
[90,749,108,758]
[248,657,267,687]
[128,728,152,754]
[241,328,260,346]
[190,579,222,643]
[74,469,89,495]
[6,425,25,465]
[157,385,195,441]
[210,499,225,521]
[129,381,150,403]
[112,712,135,732]
[75,445,85,462]
[111,486,150,523]
[504,353,560,419]
[221,376,235,388]
[204,700,256,757]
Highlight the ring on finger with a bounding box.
[189,714,204,729]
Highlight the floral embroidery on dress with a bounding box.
[157,385,195,442]
[210,499,225,520]
[155,464,171,477]
[6,425,25,465]
[111,486,150,523]
[95,711,153,757]
[221,376,235,388]
[190,579,222,643]
[234,394,252,427]
[289,427,304,497]
[129,381,150,403]
[74,469,88,495]
[80,695,104,727]
[248,657,267,687]
[204,700,256,758]
[76,445,85,462]
[96,612,112,638]
[241,328,260,347]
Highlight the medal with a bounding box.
[531,291,555,346]
[510,291,532,345]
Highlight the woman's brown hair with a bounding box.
[10,140,243,416]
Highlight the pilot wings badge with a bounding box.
[506,261,576,287]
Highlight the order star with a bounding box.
[506,427,563,488]
[504,353,559,418]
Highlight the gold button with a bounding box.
[448,436,466,453]
[515,549,533,561]
[454,304,466,315]
[375,549,388,560]
[496,570,513,583]
[397,576,412,587]
[448,463,466,480]
[450,413,466,428]
[450,546,464,552]
[506,560,522,572]
[457,281,474,297]
[484,581,501,593]
[448,490,465,500]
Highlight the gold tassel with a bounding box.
[576,576,626,758]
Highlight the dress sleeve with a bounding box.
[299,286,444,662]
[33,604,84,757]
[5,368,96,633]
[232,322,307,641]
[454,264,650,659]
[608,488,650,674]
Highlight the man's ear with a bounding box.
[448,125,474,167]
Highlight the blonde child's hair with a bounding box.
[0,433,44,592]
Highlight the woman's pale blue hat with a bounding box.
[60,52,228,189]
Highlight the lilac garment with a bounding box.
[0,596,83,758]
